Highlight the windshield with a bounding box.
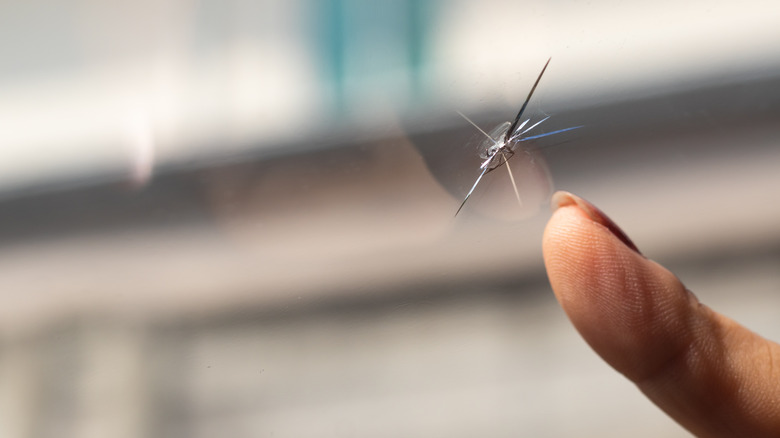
[1,1,779,437]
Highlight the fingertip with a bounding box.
[542,191,780,436]
[542,192,694,380]
[550,191,640,254]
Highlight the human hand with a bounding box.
[542,191,780,437]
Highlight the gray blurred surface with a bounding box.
[1,79,780,437]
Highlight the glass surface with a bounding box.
[1,1,780,437]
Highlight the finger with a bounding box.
[542,191,780,438]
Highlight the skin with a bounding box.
[542,191,780,438]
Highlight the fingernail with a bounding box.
[551,191,641,254]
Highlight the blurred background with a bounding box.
[1,0,780,437]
